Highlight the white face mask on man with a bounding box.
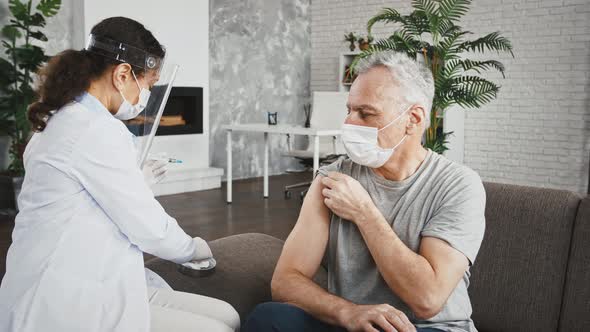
[114,70,151,121]
[341,106,411,168]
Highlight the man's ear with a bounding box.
[112,63,133,91]
[407,105,426,135]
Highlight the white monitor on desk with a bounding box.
[311,91,348,129]
[311,91,348,154]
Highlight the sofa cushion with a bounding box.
[558,196,590,331]
[469,183,581,332]
[146,233,327,321]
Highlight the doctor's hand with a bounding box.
[191,237,213,261]
[320,172,375,224]
[142,158,168,187]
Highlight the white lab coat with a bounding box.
[0,93,196,331]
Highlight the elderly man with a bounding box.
[243,51,486,332]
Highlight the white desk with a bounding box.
[223,123,341,203]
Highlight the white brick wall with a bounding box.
[311,0,590,194]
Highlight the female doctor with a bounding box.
[0,17,239,332]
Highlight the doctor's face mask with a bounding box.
[114,69,151,121]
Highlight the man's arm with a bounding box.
[274,175,416,332]
[271,176,352,325]
[356,208,469,320]
[322,172,472,320]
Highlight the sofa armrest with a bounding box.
[145,233,327,321]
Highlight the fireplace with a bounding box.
[125,86,203,136]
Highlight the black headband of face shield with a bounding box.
[84,34,164,73]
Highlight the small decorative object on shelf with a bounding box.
[267,112,278,125]
[343,32,357,51]
[303,104,311,128]
[357,35,374,51]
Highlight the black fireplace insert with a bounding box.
[125,86,203,136]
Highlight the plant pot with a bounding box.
[0,174,23,210]
[359,42,370,51]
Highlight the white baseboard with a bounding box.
[152,166,224,196]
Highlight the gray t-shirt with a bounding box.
[317,149,486,332]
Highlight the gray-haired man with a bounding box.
[243,51,486,332]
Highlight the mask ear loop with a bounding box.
[378,105,412,132]
[377,106,413,150]
[115,64,140,101]
[131,70,143,92]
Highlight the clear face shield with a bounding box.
[85,34,179,167]
[130,64,179,167]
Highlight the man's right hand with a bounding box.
[337,303,416,332]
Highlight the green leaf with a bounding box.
[373,31,420,54]
[440,23,465,38]
[412,0,437,18]
[437,0,471,23]
[459,59,506,78]
[0,58,18,86]
[458,31,514,56]
[425,131,454,154]
[403,10,429,36]
[449,76,500,108]
[2,40,13,49]
[412,0,439,36]
[8,0,29,22]
[1,26,22,40]
[28,13,47,27]
[367,8,405,34]
[29,30,48,41]
[436,28,470,59]
[36,0,61,17]
[14,45,46,72]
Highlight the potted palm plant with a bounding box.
[0,0,61,210]
[352,0,513,153]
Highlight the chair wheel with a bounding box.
[284,190,292,199]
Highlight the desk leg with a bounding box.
[226,130,232,204]
[263,132,269,198]
[313,135,320,177]
[332,136,337,154]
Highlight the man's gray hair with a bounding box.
[355,51,435,128]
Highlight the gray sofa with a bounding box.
[146,182,590,332]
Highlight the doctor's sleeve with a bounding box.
[69,120,196,264]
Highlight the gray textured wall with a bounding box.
[209,0,311,180]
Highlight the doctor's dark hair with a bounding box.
[28,16,165,132]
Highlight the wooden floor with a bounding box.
[0,172,312,280]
